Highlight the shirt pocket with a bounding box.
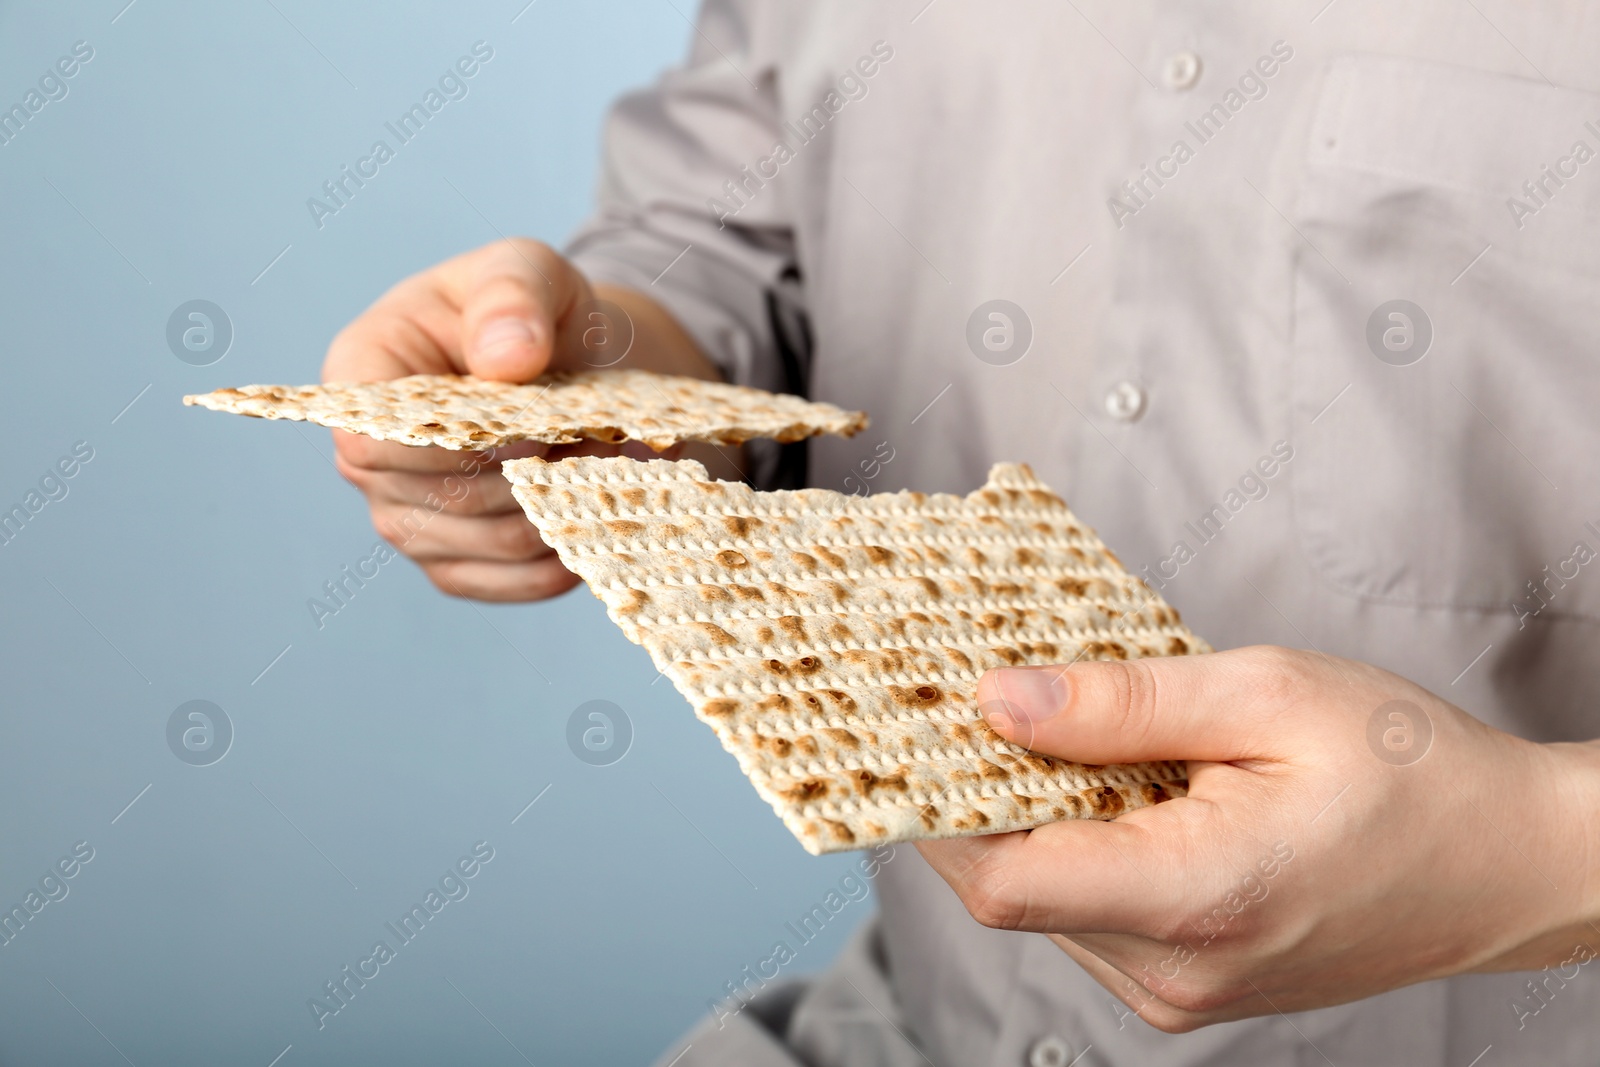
[1289,54,1600,622]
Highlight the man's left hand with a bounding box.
[915,646,1600,1033]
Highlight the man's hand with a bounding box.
[322,238,718,602]
[916,647,1600,1033]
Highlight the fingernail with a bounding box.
[475,318,539,363]
[991,668,1070,724]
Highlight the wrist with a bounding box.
[1503,738,1600,971]
[1465,739,1600,972]
[1556,739,1600,936]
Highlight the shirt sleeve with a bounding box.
[564,0,799,396]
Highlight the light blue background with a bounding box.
[0,2,873,1063]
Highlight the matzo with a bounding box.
[183,369,867,451]
[504,454,1208,855]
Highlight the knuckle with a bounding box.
[423,563,472,599]
[431,473,476,512]
[1147,906,1204,947]
[961,866,1027,931]
[332,453,368,487]
[474,272,542,308]
[372,505,427,552]
[332,431,376,469]
[1157,977,1242,1017]
[1165,904,1250,950]
[521,565,580,603]
[461,489,508,518]
[372,523,407,554]
[1142,1002,1204,1034]
[1235,645,1311,706]
[488,513,545,559]
[434,482,480,514]
[1239,644,1305,678]
[1088,659,1160,746]
[497,236,555,261]
[475,242,559,293]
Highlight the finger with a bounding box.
[324,274,465,380]
[338,462,523,517]
[333,431,491,474]
[374,508,553,564]
[333,432,545,476]
[913,842,1259,1033]
[976,647,1316,765]
[914,804,1201,938]
[423,557,581,602]
[547,438,679,462]
[1061,930,1266,1023]
[447,239,590,381]
[1045,935,1211,1033]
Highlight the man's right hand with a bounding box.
[322,238,717,602]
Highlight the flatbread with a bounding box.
[183,370,867,451]
[504,454,1207,855]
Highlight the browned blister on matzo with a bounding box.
[183,369,867,451]
[503,454,1208,854]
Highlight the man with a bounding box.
[323,2,1600,1063]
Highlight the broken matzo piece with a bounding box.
[503,454,1206,855]
[184,369,868,451]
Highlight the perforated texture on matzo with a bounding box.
[184,370,867,451]
[505,454,1207,855]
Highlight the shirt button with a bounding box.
[1162,50,1202,91]
[1027,1035,1074,1067]
[1104,380,1146,422]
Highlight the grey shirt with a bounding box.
[568,2,1600,1063]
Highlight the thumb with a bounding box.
[456,240,587,382]
[977,650,1296,765]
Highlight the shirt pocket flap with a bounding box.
[1310,53,1600,222]
[1289,56,1600,621]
